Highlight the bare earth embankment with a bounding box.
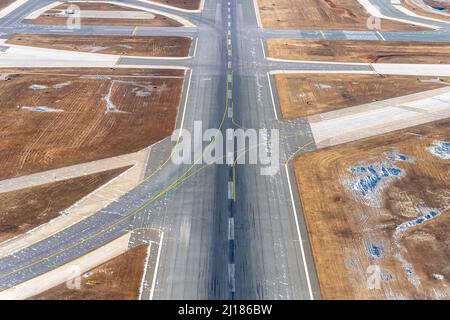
[295,119,450,299]
[33,2,182,27]
[257,0,428,30]
[425,0,450,12]
[0,0,15,11]
[275,73,450,118]
[7,34,192,57]
[30,245,148,300]
[402,0,450,22]
[267,39,450,64]
[0,68,184,180]
[0,167,129,243]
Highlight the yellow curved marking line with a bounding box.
[231,102,245,129]
[285,141,314,164]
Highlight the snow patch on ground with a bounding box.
[427,140,450,160]
[20,106,64,112]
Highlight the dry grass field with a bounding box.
[0,0,14,11]
[275,73,450,118]
[150,0,201,10]
[402,0,450,22]
[30,244,148,300]
[0,167,128,243]
[0,68,184,180]
[295,119,450,299]
[267,39,450,64]
[33,2,182,27]
[7,34,192,57]
[257,0,428,30]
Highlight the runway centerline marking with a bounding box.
[228,263,236,293]
[228,181,234,200]
[228,218,235,240]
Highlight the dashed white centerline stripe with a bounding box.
[284,164,314,300]
[228,217,235,239]
[228,182,234,200]
[228,263,236,293]
[228,106,233,118]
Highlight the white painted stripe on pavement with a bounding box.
[228,217,235,239]
[228,182,234,200]
[260,39,266,59]
[193,37,199,57]
[138,242,153,300]
[376,31,386,41]
[149,232,164,300]
[284,164,314,300]
[228,263,236,293]
[267,73,278,120]
[178,69,193,139]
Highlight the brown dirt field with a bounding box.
[150,0,201,10]
[0,68,184,180]
[257,0,429,31]
[7,34,192,58]
[402,0,450,22]
[29,244,148,300]
[267,39,450,64]
[295,119,450,299]
[33,2,182,27]
[275,74,450,118]
[0,167,128,244]
[0,0,15,11]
